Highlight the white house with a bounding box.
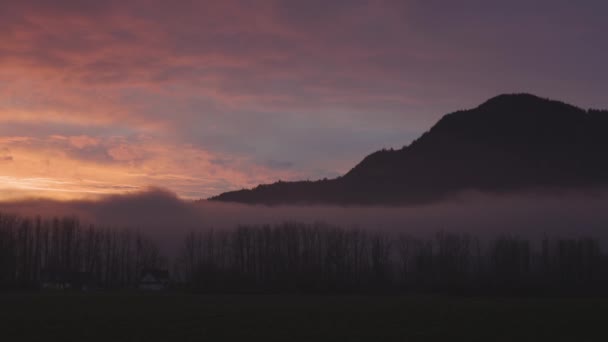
[139,269,170,291]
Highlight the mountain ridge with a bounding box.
[209,94,608,205]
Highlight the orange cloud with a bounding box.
[0,134,301,201]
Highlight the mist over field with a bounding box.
[2,187,608,253]
[3,187,608,295]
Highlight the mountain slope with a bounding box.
[210,94,608,205]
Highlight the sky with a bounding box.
[1,0,607,200]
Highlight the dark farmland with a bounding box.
[1,293,606,342]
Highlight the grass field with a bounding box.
[0,293,606,341]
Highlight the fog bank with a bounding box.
[2,187,608,252]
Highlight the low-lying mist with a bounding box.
[2,187,608,252]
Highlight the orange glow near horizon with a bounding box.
[0,134,304,201]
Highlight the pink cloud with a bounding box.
[107,144,144,161]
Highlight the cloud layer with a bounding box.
[2,1,608,199]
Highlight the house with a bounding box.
[139,269,170,290]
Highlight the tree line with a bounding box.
[175,223,606,295]
[0,213,164,290]
[1,212,607,294]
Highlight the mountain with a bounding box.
[209,94,608,205]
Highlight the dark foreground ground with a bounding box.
[0,293,606,341]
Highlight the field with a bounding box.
[0,293,606,341]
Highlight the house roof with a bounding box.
[140,269,169,281]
